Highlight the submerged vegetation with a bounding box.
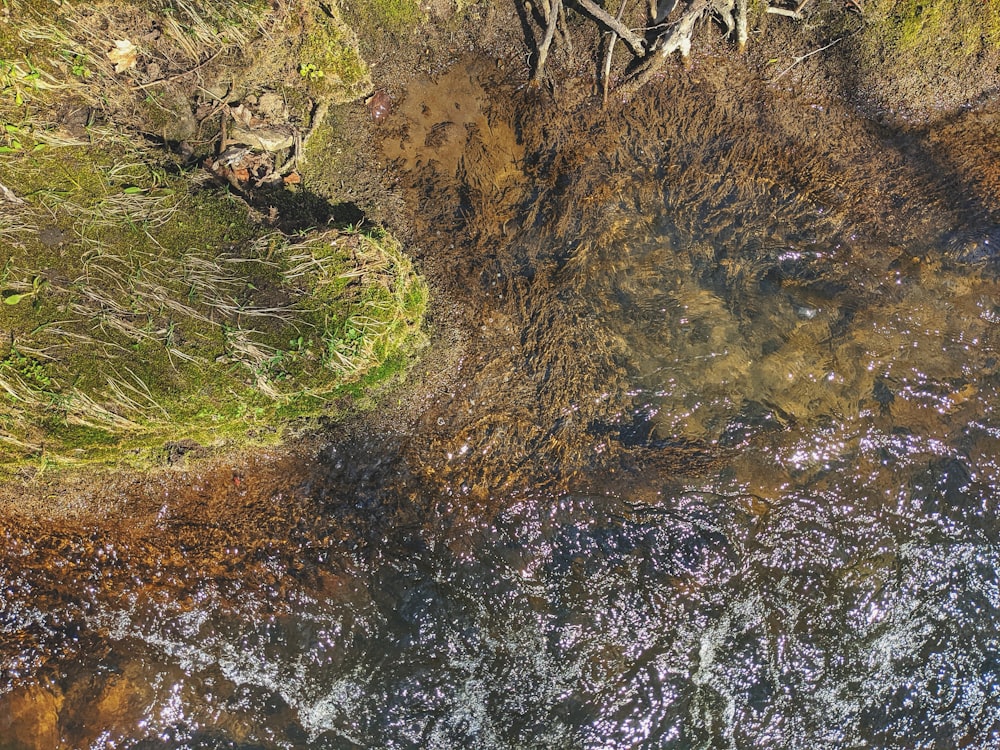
[0,0,427,476]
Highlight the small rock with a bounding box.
[229,126,295,152]
[257,91,288,121]
[366,90,392,124]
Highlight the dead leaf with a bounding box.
[283,172,301,185]
[107,39,138,74]
[229,103,254,129]
[233,167,250,182]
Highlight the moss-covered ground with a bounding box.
[0,0,428,477]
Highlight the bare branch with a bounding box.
[765,6,803,18]
[574,0,647,57]
[765,0,813,21]
[533,0,563,82]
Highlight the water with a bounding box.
[4,61,1000,748]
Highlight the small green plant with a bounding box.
[1,275,47,307]
[58,50,90,79]
[299,62,325,81]
[0,348,53,391]
[0,122,44,154]
[0,57,52,106]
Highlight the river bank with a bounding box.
[3,1,1000,746]
[2,0,997,502]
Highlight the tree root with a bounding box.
[616,0,710,101]
[533,0,563,82]
[531,0,751,100]
[601,0,630,106]
[575,0,647,56]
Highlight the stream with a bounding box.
[3,57,1000,749]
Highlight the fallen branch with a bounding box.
[765,6,802,18]
[574,0,647,57]
[616,0,709,99]
[533,0,563,82]
[765,0,813,21]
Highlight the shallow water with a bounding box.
[4,62,1000,748]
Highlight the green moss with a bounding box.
[0,0,429,478]
[297,4,372,103]
[0,138,427,477]
[862,0,1000,61]
[344,0,424,36]
[890,0,1000,54]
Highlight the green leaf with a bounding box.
[4,123,19,134]
[2,292,30,305]
[122,186,145,194]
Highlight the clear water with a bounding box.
[4,65,1000,749]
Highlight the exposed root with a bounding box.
[574,0,647,57]
[617,0,710,100]
[601,0,630,107]
[530,0,752,100]
[533,0,563,82]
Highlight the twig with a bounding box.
[602,0,630,107]
[132,50,223,90]
[533,0,563,82]
[574,0,647,57]
[769,34,843,81]
[0,181,25,204]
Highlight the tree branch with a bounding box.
[533,0,563,82]
[573,0,647,57]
